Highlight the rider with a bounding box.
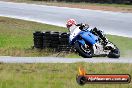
[66,19,111,49]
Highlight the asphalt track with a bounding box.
[0,56,132,63]
[0,1,132,38]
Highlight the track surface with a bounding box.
[0,1,132,63]
[0,56,132,63]
[0,1,132,37]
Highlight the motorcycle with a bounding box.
[69,26,120,58]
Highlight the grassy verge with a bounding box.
[6,0,132,7]
[34,1,132,8]
[0,17,67,56]
[0,17,132,57]
[0,63,132,88]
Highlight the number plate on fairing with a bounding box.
[93,43,110,55]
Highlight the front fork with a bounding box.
[93,44,97,54]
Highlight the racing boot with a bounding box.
[102,36,116,50]
[91,27,114,50]
[99,33,115,50]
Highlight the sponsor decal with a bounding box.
[76,67,131,85]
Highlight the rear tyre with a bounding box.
[74,42,93,58]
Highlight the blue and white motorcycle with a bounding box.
[69,26,120,58]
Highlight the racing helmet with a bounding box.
[66,19,76,28]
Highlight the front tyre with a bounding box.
[74,42,94,58]
[107,47,120,58]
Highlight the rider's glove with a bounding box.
[76,23,89,30]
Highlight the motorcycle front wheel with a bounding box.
[107,47,120,58]
[74,42,94,58]
[106,42,120,58]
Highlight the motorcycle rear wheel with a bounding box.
[74,42,94,58]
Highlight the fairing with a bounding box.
[70,30,98,45]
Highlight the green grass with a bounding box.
[0,17,67,49]
[0,17,67,56]
[0,17,132,57]
[0,63,132,88]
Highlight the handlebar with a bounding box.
[76,23,89,31]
